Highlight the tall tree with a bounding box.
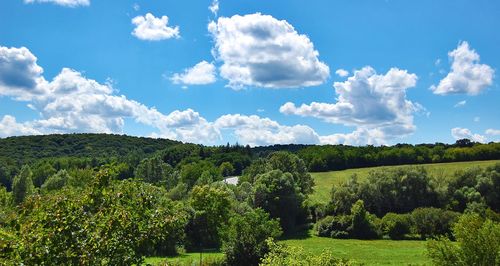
[12,165,35,205]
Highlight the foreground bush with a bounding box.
[426,214,500,265]
[9,169,188,265]
[260,240,354,266]
[222,208,282,266]
[412,207,459,239]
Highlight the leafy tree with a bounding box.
[381,213,412,239]
[426,214,500,265]
[254,170,305,234]
[41,169,71,193]
[267,152,314,195]
[412,207,459,239]
[0,163,12,191]
[181,161,221,188]
[350,200,379,239]
[12,165,35,205]
[13,171,188,265]
[222,208,282,266]
[135,155,177,188]
[315,215,352,239]
[186,185,232,249]
[31,161,56,187]
[219,161,235,177]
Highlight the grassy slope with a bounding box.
[310,160,500,203]
[283,236,429,265]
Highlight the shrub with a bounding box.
[350,200,380,239]
[381,213,412,239]
[426,214,500,265]
[222,208,282,266]
[315,215,352,239]
[411,207,460,238]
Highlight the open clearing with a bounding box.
[310,160,500,203]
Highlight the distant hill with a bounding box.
[0,134,179,165]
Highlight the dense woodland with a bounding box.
[0,134,499,265]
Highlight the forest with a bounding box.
[0,134,499,265]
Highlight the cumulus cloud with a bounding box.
[132,13,180,41]
[281,66,421,144]
[215,114,320,146]
[0,115,41,137]
[209,0,219,16]
[208,13,329,89]
[171,61,216,86]
[486,129,500,136]
[431,41,494,95]
[451,127,487,143]
[454,100,466,108]
[24,0,89,7]
[335,69,349,77]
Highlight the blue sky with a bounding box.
[0,0,499,146]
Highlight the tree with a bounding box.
[267,152,314,195]
[222,208,282,266]
[426,214,500,265]
[254,170,305,234]
[186,185,232,249]
[350,200,379,239]
[135,155,177,188]
[12,165,35,205]
[219,162,235,177]
[412,207,459,239]
[41,170,71,193]
[381,213,412,240]
[31,161,56,187]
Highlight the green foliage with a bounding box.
[426,214,500,265]
[40,169,71,193]
[186,185,233,250]
[181,161,221,188]
[135,155,177,188]
[12,175,188,265]
[315,215,352,239]
[11,165,35,205]
[380,213,412,240]
[267,152,314,195]
[254,170,305,234]
[260,240,354,266]
[350,200,380,239]
[219,162,235,177]
[31,161,56,187]
[411,207,460,239]
[222,208,282,266]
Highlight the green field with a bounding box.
[145,237,429,265]
[283,236,429,265]
[145,251,224,265]
[310,160,500,203]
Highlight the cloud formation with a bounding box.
[171,61,217,86]
[209,0,219,16]
[335,69,349,77]
[431,41,494,95]
[208,13,329,89]
[451,127,486,143]
[24,0,89,7]
[454,100,467,108]
[281,66,422,144]
[132,13,180,41]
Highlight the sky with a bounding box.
[0,0,499,146]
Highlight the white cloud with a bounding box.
[215,114,320,146]
[454,100,467,108]
[319,128,387,146]
[0,115,41,137]
[281,66,421,145]
[132,3,140,11]
[485,129,500,136]
[24,0,89,7]
[132,13,180,41]
[431,41,494,95]
[451,127,487,143]
[335,69,349,77]
[208,13,329,89]
[171,61,216,85]
[209,0,219,16]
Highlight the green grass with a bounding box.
[310,160,500,203]
[144,251,224,265]
[283,235,430,265]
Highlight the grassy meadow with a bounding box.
[310,159,500,203]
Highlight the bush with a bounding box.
[350,200,380,239]
[426,214,500,265]
[222,208,282,266]
[411,207,460,238]
[381,213,412,239]
[315,215,352,239]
